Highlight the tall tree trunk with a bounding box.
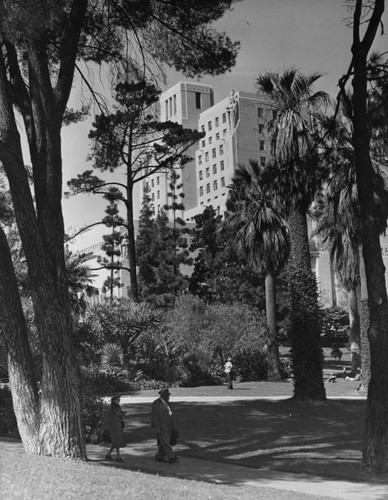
[348,287,361,374]
[265,270,282,381]
[351,0,388,473]
[0,227,40,452]
[357,248,370,391]
[288,207,326,400]
[126,178,139,302]
[0,49,85,459]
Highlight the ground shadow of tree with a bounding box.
[123,399,388,483]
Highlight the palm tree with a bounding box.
[315,83,388,384]
[223,160,289,381]
[256,69,329,399]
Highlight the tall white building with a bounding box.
[185,89,273,221]
[144,82,214,216]
[144,83,273,223]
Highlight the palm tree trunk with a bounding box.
[357,248,371,392]
[348,287,361,374]
[265,270,282,381]
[288,206,326,400]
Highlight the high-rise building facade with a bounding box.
[185,89,273,221]
[143,82,214,217]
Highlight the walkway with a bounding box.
[2,394,386,500]
[86,442,387,500]
[95,394,384,500]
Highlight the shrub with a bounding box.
[232,350,267,381]
[320,306,349,347]
[168,295,268,384]
[82,392,109,444]
[0,387,19,438]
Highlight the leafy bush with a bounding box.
[168,295,267,385]
[0,387,19,438]
[82,392,108,444]
[232,349,267,381]
[320,306,349,347]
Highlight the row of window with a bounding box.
[150,176,160,188]
[201,113,228,133]
[199,160,225,180]
[164,95,177,119]
[198,144,224,164]
[200,128,227,148]
[150,191,161,201]
[199,177,226,196]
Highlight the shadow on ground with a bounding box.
[121,398,388,485]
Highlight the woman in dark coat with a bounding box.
[103,395,126,462]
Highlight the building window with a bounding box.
[215,117,219,127]
[208,120,212,131]
[212,164,217,174]
[151,179,154,188]
[260,156,266,167]
[221,177,225,187]
[216,132,220,140]
[169,97,172,117]
[219,144,224,155]
[152,193,155,201]
[209,136,213,144]
[213,180,218,190]
[201,140,206,148]
[199,170,203,180]
[205,151,209,162]
[201,125,205,132]
[196,92,201,109]
[212,148,216,159]
[165,101,168,119]
[206,167,210,178]
[157,190,160,199]
[258,107,263,118]
[222,113,226,123]
[206,183,210,194]
[157,176,160,185]
[173,94,177,115]
[259,124,264,134]
[220,160,225,171]
[198,155,202,165]
[260,140,265,151]
[223,128,227,136]
[199,186,203,196]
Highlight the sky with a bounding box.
[62,0,388,244]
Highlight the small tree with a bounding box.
[189,206,265,307]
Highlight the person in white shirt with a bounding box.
[224,357,234,389]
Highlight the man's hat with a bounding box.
[158,388,171,397]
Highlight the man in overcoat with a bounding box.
[151,388,179,463]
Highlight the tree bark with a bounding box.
[126,175,139,302]
[0,10,87,459]
[288,207,326,400]
[348,287,361,374]
[350,0,388,473]
[265,270,282,381]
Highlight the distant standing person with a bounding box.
[103,395,126,462]
[151,388,179,464]
[224,357,234,389]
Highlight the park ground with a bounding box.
[1,350,388,499]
